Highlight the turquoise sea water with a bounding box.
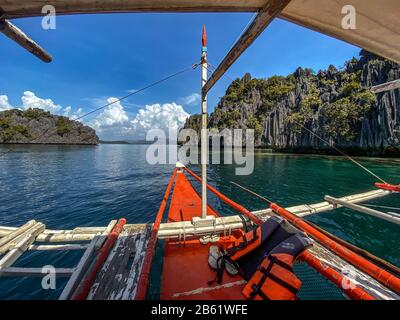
[0,144,399,299]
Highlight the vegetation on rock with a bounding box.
[0,108,99,144]
[184,50,399,155]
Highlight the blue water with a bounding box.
[0,144,399,299]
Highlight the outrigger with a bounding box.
[0,0,399,300]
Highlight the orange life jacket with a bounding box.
[226,216,285,261]
[241,233,311,300]
[211,216,312,300]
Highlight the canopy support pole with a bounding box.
[371,79,400,94]
[202,0,291,94]
[0,18,52,63]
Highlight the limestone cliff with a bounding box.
[184,50,400,156]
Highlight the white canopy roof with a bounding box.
[1,0,399,63]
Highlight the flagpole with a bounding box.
[201,25,208,219]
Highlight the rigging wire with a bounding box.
[0,63,199,158]
[227,12,258,53]
[206,60,387,184]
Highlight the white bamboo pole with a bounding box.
[325,195,400,225]
[28,244,90,251]
[201,26,208,219]
[0,222,45,268]
[0,220,37,248]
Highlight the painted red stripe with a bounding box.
[135,168,178,300]
[71,218,126,300]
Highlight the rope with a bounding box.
[0,63,199,158]
[226,12,258,55]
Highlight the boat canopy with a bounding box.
[0,0,399,64]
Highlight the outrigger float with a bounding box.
[0,0,399,300]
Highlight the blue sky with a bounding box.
[0,13,360,139]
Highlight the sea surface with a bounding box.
[0,144,399,299]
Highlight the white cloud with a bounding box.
[89,101,189,140]
[90,98,129,129]
[130,102,189,138]
[0,91,84,120]
[63,106,84,121]
[21,91,62,112]
[0,95,13,111]
[1,91,190,141]
[180,93,201,106]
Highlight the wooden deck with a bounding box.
[87,224,151,300]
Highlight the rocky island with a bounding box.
[184,50,400,156]
[0,108,99,145]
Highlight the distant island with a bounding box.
[0,108,99,145]
[100,140,153,144]
[100,140,130,144]
[184,50,400,156]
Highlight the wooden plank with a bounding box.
[105,232,138,300]
[325,195,400,225]
[202,0,292,94]
[86,232,126,299]
[0,222,45,268]
[87,225,151,300]
[0,267,74,277]
[0,0,265,18]
[58,220,117,300]
[121,225,152,300]
[371,79,400,94]
[2,1,400,64]
[0,220,37,249]
[0,19,52,62]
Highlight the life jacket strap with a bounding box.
[248,256,299,300]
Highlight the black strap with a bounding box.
[248,255,275,300]
[264,255,293,272]
[238,215,249,233]
[249,256,298,300]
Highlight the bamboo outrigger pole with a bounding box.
[201,25,208,219]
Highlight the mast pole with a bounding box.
[201,25,208,219]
